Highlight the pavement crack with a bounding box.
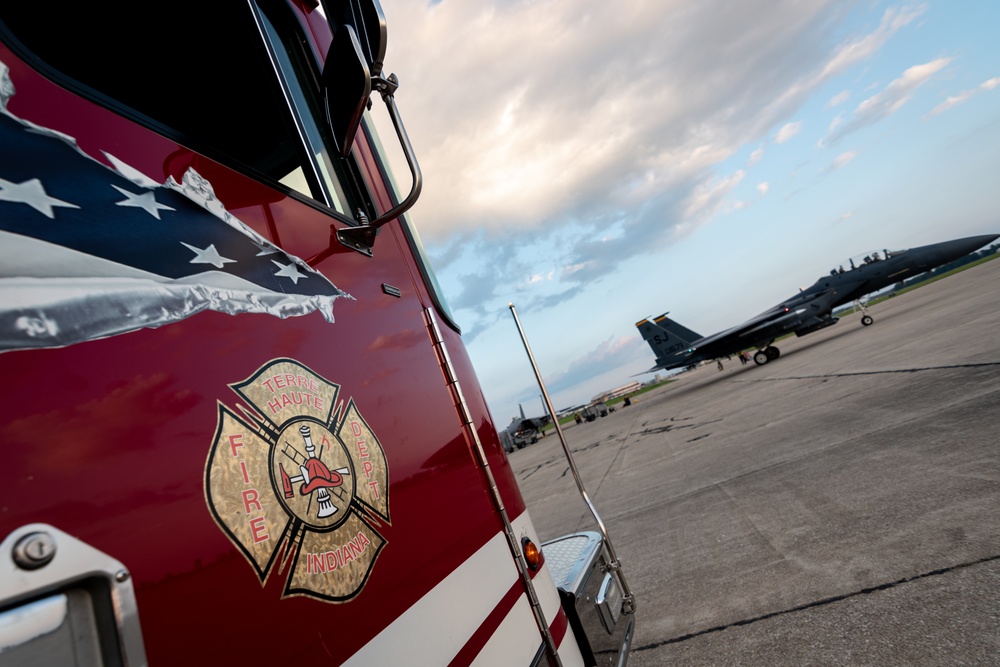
[638,418,723,437]
[632,553,1000,653]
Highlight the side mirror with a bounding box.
[320,0,386,155]
[323,24,371,157]
[317,0,422,256]
[344,0,387,77]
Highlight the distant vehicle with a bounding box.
[512,422,543,448]
[637,233,999,371]
[581,402,610,422]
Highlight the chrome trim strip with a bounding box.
[423,307,562,666]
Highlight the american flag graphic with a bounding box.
[0,102,346,352]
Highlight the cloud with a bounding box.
[826,90,851,108]
[377,0,924,338]
[683,170,746,220]
[543,335,645,397]
[825,57,952,143]
[526,269,555,285]
[774,121,803,143]
[928,89,976,116]
[827,112,844,133]
[757,182,770,196]
[830,151,858,170]
[927,76,1000,117]
[760,5,927,122]
[821,5,927,75]
[380,0,918,240]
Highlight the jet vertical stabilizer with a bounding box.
[636,313,703,371]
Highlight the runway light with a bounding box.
[522,537,540,571]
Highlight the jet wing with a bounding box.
[635,360,673,375]
[687,305,805,352]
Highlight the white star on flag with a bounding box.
[272,259,307,284]
[253,239,280,256]
[111,184,175,219]
[181,242,236,268]
[0,177,80,219]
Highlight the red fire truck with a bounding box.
[0,1,634,664]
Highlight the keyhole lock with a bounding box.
[12,531,57,570]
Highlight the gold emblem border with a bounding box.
[203,358,391,603]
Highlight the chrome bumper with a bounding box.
[543,531,634,666]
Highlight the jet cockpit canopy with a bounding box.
[829,248,907,275]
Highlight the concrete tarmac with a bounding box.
[510,258,1000,666]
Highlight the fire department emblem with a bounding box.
[205,359,389,602]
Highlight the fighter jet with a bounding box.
[502,404,551,450]
[637,233,999,371]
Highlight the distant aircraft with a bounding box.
[637,233,999,371]
[501,404,551,451]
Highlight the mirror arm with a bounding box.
[337,72,423,256]
[369,73,423,228]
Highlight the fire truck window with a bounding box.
[254,0,352,213]
[0,1,344,207]
[362,117,461,332]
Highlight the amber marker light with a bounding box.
[522,537,541,571]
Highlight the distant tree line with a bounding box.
[892,243,999,292]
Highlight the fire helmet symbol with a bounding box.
[279,425,347,519]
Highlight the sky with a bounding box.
[369,0,1000,426]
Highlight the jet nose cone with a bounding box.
[974,232,1000,247]
[938,233,1000,260]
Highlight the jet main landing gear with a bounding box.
[753,346,780,365]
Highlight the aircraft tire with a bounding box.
[753,351,769,365]
[861,315,874,326]
[765,346,780,360]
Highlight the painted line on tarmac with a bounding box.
[731,361,1000,382]
[632,553,1000,653]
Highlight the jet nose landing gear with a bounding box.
[854,298,874,326]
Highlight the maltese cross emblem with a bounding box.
[205,359,390,602]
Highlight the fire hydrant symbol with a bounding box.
[279,425,350,519]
